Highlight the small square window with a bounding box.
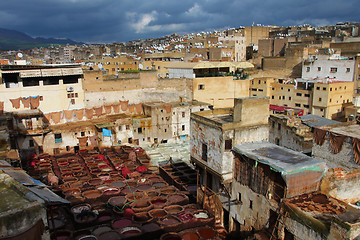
[81,132,85,136]
[319,98,322,102]
[318,67,321,71]
[346,68,351,72]
[306,67,310,72]
[198,84,205,90]
[330,67,337,73]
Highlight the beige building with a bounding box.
[0,65,85,114]
[250,78,354,120]
[166,61,254,108]
[244,26,272,47]
[96,55,139,75]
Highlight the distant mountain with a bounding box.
[0,28,83,50]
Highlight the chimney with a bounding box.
[234,96,270,125]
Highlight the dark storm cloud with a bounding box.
[0,0,358,43]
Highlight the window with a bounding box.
[295,103,301,107]
[330,98,332,102]
[278,96,281,100]
[346,68,351,72]
[278,123,281,130]
[316,87,320,90]
[138,127,142,134]
[289,97,291,100]
[54,133,62,143]
[330,67,337,73]
[282,96,285,100]
[29,139,34,147]
[75,93,78,98]
[40,96,43,101]
[258,80,261,84]
[182,125,185,131]
[71,99,75,104]
[306,67,310,72]
[305,94,310,97]
[81,132,85,136]
[182,112,185,118]
[288,89,290,92]
[259,89,263,92]
[272,96,274,99]
[318,67,321,71]
[319,98,322,102]
[225,139,232,150]
[238,193,241,202]
[164,129,167,132]
[126,125,130,130]
[330,88,332,91]
[202,143,208,161]
[249,200,253,209]
[296,93,302,96]
[323,87,326,91]
[320,109,324,112]
[304,104,309,108]
[198,84,205,90]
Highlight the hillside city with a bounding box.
[1,22,360,240]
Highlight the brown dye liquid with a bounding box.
[182,232,199,240]
[198,228,216,239]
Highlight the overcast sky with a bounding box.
[0,0,358,43]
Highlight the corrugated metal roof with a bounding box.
[299,114,339,128]
[233,141,326,175]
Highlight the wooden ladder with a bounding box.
[269,205,288,240]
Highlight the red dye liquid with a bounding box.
[152,199,166,205]
[112,219,132,229]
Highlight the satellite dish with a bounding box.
[17,53,23,58]
[139,64,143,70]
